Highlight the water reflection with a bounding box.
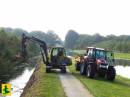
[0,57,38,97]
[115,65,130,79]
[7,68,34,97]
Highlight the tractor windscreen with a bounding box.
[95,50,106,59]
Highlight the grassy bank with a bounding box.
[21,60,66,97]
[69,62,130,97]
[114,53,130,60]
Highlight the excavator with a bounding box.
[21,33,72,73]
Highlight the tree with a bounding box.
[46,30,63,46]
[65,30,79,49]
[30,30,63,46]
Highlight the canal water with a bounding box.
[115,65,130,79]
[7,67,34,97]
[115,58,130,79]
[0,57,38,97]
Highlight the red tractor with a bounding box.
[75,47,116,81]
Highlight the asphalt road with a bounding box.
[59,71,94,97]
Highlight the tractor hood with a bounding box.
[97,58,107,65]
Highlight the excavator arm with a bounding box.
[21,33,49,65]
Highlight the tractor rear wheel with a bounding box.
[80,63,86,75]
[107,67,116,81]
[86,64,95,78]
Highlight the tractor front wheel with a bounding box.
[107,67,116,81]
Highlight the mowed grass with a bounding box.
[22,62,66,97]
[114,53,130,60]
[69,61,130,97]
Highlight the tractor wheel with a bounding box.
[61,66,66,73]
[80,63,86,75]
[86,64,95,78]
[46,68,51,73]
[107,67,116,81]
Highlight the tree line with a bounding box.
[65,30,130,53]
[0,27,63,65]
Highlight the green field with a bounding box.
[69,62,130,97]
[72,50,86,55]
[114,53,130,60]
[22,60,66,97]
[72,50,130,60]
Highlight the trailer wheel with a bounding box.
[80,63,86,75]
[107,67,116,81]
[86,64,95,78]
[61,66,66,73]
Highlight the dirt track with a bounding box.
[59,72,93,97]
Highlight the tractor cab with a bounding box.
[87,47,106,58]
[86,47,115,66]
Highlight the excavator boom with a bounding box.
[21,33,49,65]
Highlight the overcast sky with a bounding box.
[0,0,130,40]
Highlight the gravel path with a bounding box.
[59,72,94,97]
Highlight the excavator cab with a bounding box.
[46,47,72,73]
[50,47,63,64]
[51,47,65,58]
